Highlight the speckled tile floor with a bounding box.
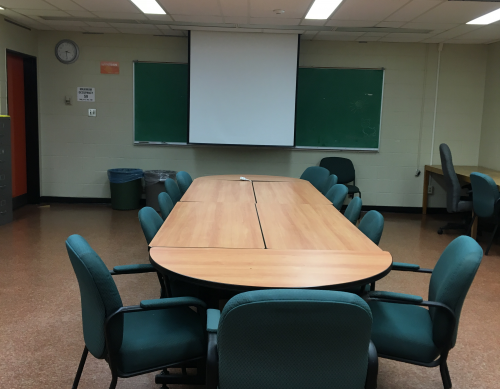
[0,204,498,388]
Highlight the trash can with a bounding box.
[107,168,144,210]
[144,170,177,212]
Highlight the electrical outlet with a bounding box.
[428,185,434,195]
[88,109,96,117]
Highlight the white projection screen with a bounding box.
[189,31,299,146]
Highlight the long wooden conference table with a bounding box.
[149,175,393,293]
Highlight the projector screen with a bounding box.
[189,31,299,146]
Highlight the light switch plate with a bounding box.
[88,109,96,117]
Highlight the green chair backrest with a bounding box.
[300,166,330,193]
[470,172,500,218]
[138,206,163,245]
[158,192,174,220]
[165,178,182,205]
[176,171,193,195]
[322,174,339,195]
[217,289,372,389]
[345,197,362,225]
[66,235,123,359]
[325,184,349,210]
[358,210,384,245]
[428,235,483,350]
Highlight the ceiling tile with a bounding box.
[42,20,88,26]
[67,10,97,18]
[385,0,443,22]
[224,16,249,24]
[171,15,224,23]
[158,0,221,15]
[250,17,301,25]
[363,32,389,37]
[455,25,500,41]
[327,20,378,27]
[377,21,405,28]
[301,19,326,26]
[402,22,459,31]
[425,24,482,41]
[93,12,147,20]
[250,0,311,18]
[11,9,70,17]
[85,21,110,27]
[357,36,382,41]
[146,14,173,21]
[412,2,500,24]
[0,0,56,9]
[83,26,119,33]
[45,0,86,11]
[219,0,248,17]
[332,0,410,22]
[109,22,156,29]
[72,0,139,13]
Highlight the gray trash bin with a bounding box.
[144,170,177,212]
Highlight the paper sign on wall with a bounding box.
[77,87,95,102]
[101,61,119,74]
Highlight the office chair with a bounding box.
[158,192,174,220]
[66,235,207,389]
[469,172,500,255]
[437,143,472,235]
[358,210,384,246]
[177,171,193,195]
[345,197,363,225]
[366,235,483,389]
[165,177,182,205]
[320,157,361,198]
[300,166,330,193]
[325,184,349,210]
[322,174,338,195]
[206,289,378,389]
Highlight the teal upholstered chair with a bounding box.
[158,192,174,220]
[469,172,500,255]
[300,166,330,193]
[66,235,207,389]
[165,178,182,205]
[138,206,163,245]
[206,289,378,389]
[177,171,193,195]
[366,235,483,389]
[358,210,384,245]
[321,174,339,195]
[345,197,362,225]
[325,184,349,210]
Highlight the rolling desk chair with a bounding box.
[320,157,361,198]
[437,144,472,235]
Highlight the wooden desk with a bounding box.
[253,181,331,205]
[198,174,303,182]
[150,248,392,291]
[257,203,381,251]
[181,179,255,203]
[150,202,264,249]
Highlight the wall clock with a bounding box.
[55,39,79,64]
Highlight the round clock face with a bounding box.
[55,40,79,64]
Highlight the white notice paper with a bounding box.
[77,87,95,102]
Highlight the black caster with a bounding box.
[437,228,443,235]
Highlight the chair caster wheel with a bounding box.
[437,228,443,235]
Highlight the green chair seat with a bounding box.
[368,300,439,364]
[115,306,205,375]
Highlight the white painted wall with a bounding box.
[33,32,489,206]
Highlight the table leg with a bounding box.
[423,169,429,215]
[471,212,478,240]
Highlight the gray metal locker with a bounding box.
[0,116,13,226]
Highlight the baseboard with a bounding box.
[39,196,147,206]
[12,193,28,210]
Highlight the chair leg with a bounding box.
[157,272,167,298]
[109,373,118,389]
[466,214,476,237]
[72,346,88,389]
[439,360,452,389]
[485,223,499,256]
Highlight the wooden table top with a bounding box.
[150,248,392,290]
[198,174,303,182]
[181,179,255,203]
[426,165,500,187]
[257,203,381,251]
[150,202,264,249]
[253,181,331,205]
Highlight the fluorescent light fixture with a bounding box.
[305,0,343,20]
[130,0,165,14]
[467,8,500,25]
[0,7,4,10]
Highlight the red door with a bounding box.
[6,53,27,199]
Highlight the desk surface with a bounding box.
[150,202,264,249]
[198,174,303,182]
[426,165,500,186]
[253,181,331,205]
[181,179,255,203]
[150,248,392,290]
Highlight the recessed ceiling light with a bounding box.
[305,0,343,20]
[0,7,5,10]
[130,0,165,15]
[274,9,285,15]
[467,8,500,25]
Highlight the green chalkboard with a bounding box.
[134,62,188,143]
[295,68,384,150]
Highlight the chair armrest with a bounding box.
[369,291,423,304]
[110,264,157,275]
[206,326,219,389]
[365,341,378,389]
[207,309,220,333]
[392,262,432,273]
[140,297,207,311]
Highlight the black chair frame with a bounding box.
[205,333,379,389]
[366,265,457,389]
[72,267,207,389]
